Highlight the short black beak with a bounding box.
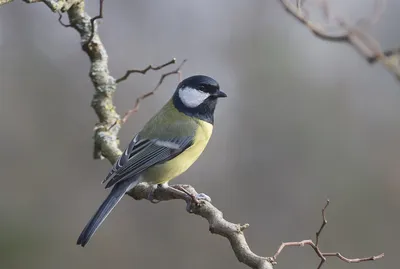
[215,90,227,98]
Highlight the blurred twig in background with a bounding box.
[0,0,386,268]
[280,0,400,80]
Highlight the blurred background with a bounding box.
[0,0,399,268]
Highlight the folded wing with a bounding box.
[103,135,193,188]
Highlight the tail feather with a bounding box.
[77,180,136,247]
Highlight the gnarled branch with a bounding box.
[21,1,275,268]
[270,200,384,269]
[19,1,385,269]
[128,183,274,269]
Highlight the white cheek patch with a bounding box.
[178,87,210,108]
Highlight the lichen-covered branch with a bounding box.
[18,1,385,269]
[23,0,82,12]
[128,183,274,269]
[20,1,275,268]
[0,0,13,6]
[129,186,384,269]
[65,0,122,162]
[25,0,122,163]
[53,0,182,163]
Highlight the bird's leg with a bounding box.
[169,185,212,203]
[146,183,212,212]
[147,183,168,204]
[146,182,190,204]
[145,183,198,212]
[174,185,212,203]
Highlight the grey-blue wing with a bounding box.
[103,134,193,188]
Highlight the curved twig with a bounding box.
[279,0,400,80]
[116,58,177,84]
[20,1,386,269]
[119,59,187,124]
[128,183,274,269]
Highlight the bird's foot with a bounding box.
[173,185,200,204]
[170,185,212,212]
[146,183,211,212]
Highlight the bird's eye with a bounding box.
[199,85,206,91]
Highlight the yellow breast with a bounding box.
[142,119,213,185]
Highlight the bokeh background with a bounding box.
[0,0,399,268]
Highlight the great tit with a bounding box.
[77,75,227,247]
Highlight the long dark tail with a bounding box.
[77,180,137,247]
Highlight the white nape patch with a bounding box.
[178,87,210,108]
[155,140,181,149]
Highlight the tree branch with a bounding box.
[279,0,400,80]
[128,188,384,269]
[0,0,13,6]
[128,183,274,269]
[23,0,81,12]
[118,59,187,125]
[84,0,104,49]
[270,200,384,269]
[315,199,329,246]
[116,58,177,84]
[62,0,121,162]
[57,11,71,27]
[18,1,385,269]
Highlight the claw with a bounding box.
[147,183,212,210]
[196,193,212,203]
[170,185,212,213]
[173,185,200,205]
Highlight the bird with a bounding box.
[77,75,227,247]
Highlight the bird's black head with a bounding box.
[173,75,227,124]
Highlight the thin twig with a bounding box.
[322,252,385,263]
[369,47,400,63]
[128,182,273,269]
[280,0,348,41]
[279,0,400,80]
[315,199,329,246]
[270,201,384,269]
[116,58,177,84]
[85,0,104,48]
[120,59,187,124]
[16,1,387,269]
[337,18,383,59]
[58,11,71,27]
